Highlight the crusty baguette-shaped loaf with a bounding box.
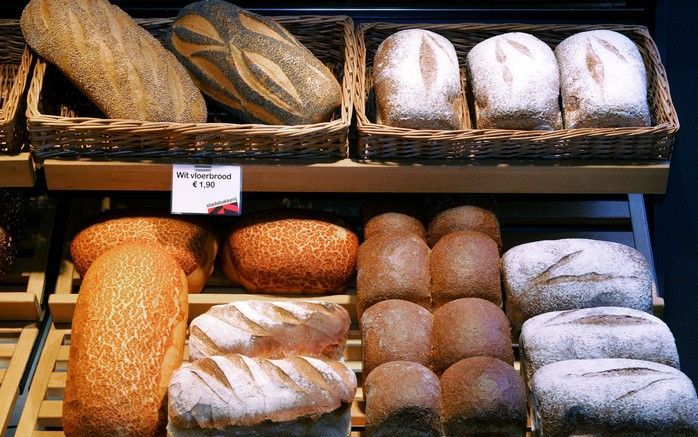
[531,358,698,437]
[70,213,218,293]
[20,0,206,122]
[520,306,679,384]
[556,30,651,128]
[188,300,350,361]
[467,32,561,130]
[221,210,358,294]
[373,29,463,130]
[168,0,341,125]
[167,354,357,436]
[63,243,188,437]
[503,238,654,330]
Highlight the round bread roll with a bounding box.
[364,212,426,242]
[361,299,433,377]
[430,230,501,307]
[70,213,218,293]
[356,233,431,317]
[426,205,501,249]
[431,298,513,374]
[364,361,442,437]
[221,210,358,294]
[63,243,188,437]
[441,356,526,437]
[0,226,16,280]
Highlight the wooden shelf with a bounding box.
[42,158,670,194]
[0,153,36,187]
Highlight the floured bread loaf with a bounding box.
[70,213,218,293]
[531,358,698,436]
[556,30,651,128]
[168,0,341,125]
[373,29,463,130]
[426,205,501,249]
[167,354,357,437]
[63,243,188,437]
[364,212,426,242]
[188,300,350,361]
[467,32,561,130]
[20,0,206,122]
[520,306,679,384]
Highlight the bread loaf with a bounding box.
[167,354,357,437]
[188,300,350,361]
[364,212,426,242]
[502,238,654,330]
[440,357,526,437]
[356,233,431,316]
[20,0,206,122]
[221,210,358,294]
[373,29,463,130]
[430,230,501,307]
[70,213,218,293]
[520,306,679,384]
[556,30,651,128]
[426,205,501,249]
[168,0,341,125]
[467,32,561,130]
[63,243,188,437]
[531,358,698,437]
[431,298,513,374]
[360,299,432,377]
[364,361,442,437]
[0,226,16,280]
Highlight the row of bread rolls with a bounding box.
[374,28,650,130]
[20,0,341,125]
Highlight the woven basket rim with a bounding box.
[0,19,33,153]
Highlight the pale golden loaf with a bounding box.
[70,213,218,293]
[20,0,207,122]
[63,243,188,437]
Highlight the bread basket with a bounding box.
[0,20,32,155]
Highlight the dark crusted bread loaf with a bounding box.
[168,0,341,125]
[426,205,501,249]
[20,0,206,122]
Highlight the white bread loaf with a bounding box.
[556,30,651,128]
[531,358,698,436]
[63,243,188,437]
[167,354,357,436]
[373,29,463,130]
[188,300,350,361]
[467,32,561,130]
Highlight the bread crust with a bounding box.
[426,205,501,249]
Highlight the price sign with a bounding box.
[171,164,242,215]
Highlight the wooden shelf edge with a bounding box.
[43,158,670,194]
[0,153,36,188]
[0,293,41,321]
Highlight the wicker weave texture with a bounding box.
[0,20,32,155]
[355,23,679,161]
[27,16,356,161]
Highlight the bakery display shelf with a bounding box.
[0,196,57,321]
[41,158,670,194]
[0,153,35,188]
[0,322,39,436]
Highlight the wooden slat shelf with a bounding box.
[0,322,39,436]
[0,153,36,188]
[42,158,670,194]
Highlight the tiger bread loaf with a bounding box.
[531,358,698,437]
[221,209,358,294]
[426,205,501,249]
[467,32,561,130]
[556,30,651,128]
[64,243,188,437]
[520,306,679,384]
[70,211,218,293]
[188,300,350,361]
[168,0,341,125]
[20,0,206,122]
[503,238,654,330]
[167,354,357,437]
[373,29,463,130]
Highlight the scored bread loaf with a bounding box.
[167,354,357,437]
[188,300,350,361]
[20,0,206,122]
[426,205,501,249]
[467,32,561,130]
[63,243,188,437]
[373,29,463,130]
[168,0,341,125]
[556,30,651,128]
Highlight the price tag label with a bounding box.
[171,164,242,215]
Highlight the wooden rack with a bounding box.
[0,153,35,188]
[0,322,38,435]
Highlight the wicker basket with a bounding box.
[0,20,32,155]
[356,23,679,161]
[27,16,356,161]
